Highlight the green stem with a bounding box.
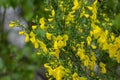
[1,7,6,43]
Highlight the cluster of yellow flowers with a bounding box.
[44,63,66,80]
[9,0,120,79]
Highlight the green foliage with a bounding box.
[100,0,120,17]
[112,14,120,34]
[0,0,47,21]
[0,0,49,79]
[0,42,34,79]
[11,0,120,79]
[1,0,120,79]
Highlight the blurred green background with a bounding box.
[0,0,48,80]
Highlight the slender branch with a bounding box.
[1,7,6,43]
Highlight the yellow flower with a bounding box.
[18,31,25,35]
[100,62,105,67]
[55,49,60,59]
[44,8,50,11]
[54,66,65,80]
[87,36,91,46]
[108,23,113,26]
[49,52,56,58]
[79,77,87,80]
[63,41,67,46]
[59,1,64,11]
[54,41,58,49]
[57,35,63,40]
[91,44,96,49]
[72,72,79,80]
[72,0,80,10]
[78,28,83,32]
[45,65,65,80]
[32,25,37,30]
[29,32,36,43]
[52,9,55,17]
[68,60,73,68]
[97,36,106,45]
[39,41,47,52]
[110,33,115,41]
[66,11,75,24]
[92,25,101,39]
[48,18,53,22]
[90,31,93,37]
[9,21,15,28]
[77,48,85,60]
[57,40,64,48]
[81,42,84,48]
[25,33,29,42]
[116,52,120,63]
[91,53,96,61]
[30,36,36,43]
[88,0,98,21]
[108,44,117,58]
[72,72,87,80]
[99,62,106,74]
[104,18,109,22]
[87,6,93,11]
[91,72,94,77]
[83,55,89,67]
[40,24,45,30]
[30,31,35,37]
[34,41,39,48]
[49,51,55,55]
[114,36,120,48]
[47,67,55,77]
[63,34,69,41]
[39,17,45,24]
[84,14,89,18]
[89,61,96,70]
[36,52,41,55]
[39,17,46,30]
[102,43,109,50]
[44,63,51,69]
[101,67,106,74]
[46,32,52,40]
[80,7,85,18]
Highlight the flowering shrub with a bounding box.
[10,0,120,80]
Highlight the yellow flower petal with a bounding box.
[46,32,52,40]
[9,21,15,28]
[18,31,25,35]
[32,25,37,30]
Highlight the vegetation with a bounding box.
[1,0,120,80]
